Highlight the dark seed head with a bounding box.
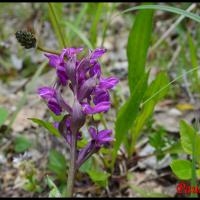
[15,30,36,49]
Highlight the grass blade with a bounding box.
[69,3,89,41]
[141,66,200,107]
[89,3,103,47]
[188,32,199,88]
[48,3,68,48]
[75,4,89,28]
[101,3,117,47]
[61,20,93,49]
[114,4,200,23]
[151,3,196,51]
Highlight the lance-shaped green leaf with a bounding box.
[129,72,169,154]
[127,6,154,94]
[188,32,199,86]
[112,72,148,166]
[48,150,67,181]
[29,118,60,137]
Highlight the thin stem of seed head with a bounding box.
[37,45,60,55]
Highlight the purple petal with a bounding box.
[56,93,72,114]
[77,70,87,86]
[48,98,62,115]
[99,76,119,90]
[93,88,110,105]
[76,58,90,85]
[89,127,97,140]
[67,47,84,56]
[65,58,76,84]
[90,48,106,60]
[77,131,82,140]
[71,99,85,130]
[98,129,112,139]
[60,49,67,64]
[99,137,113,145]
[77,140,95,168]
[38,87,56,100]
[58,116,72,145]
[53,122,59,129]
[78,76,97,101]
[65,118,71,129]
[82,101,111,114]
[45,53,60,68]
[76,58,90,72]
[89,62,101,78]
[61,47,84,59]
[97,130,113,145]
[56,65,68,86]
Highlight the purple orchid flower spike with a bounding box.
[38,46,118,143]
[37,47,119,197]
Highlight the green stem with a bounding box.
[48,3,68,48]
[65,130,77,197]
[37,45,60,55]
